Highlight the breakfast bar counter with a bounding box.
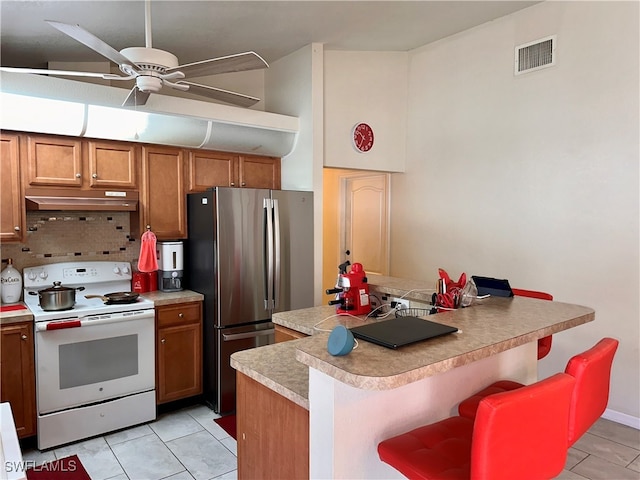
[231,280,595,479]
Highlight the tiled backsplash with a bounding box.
[0,211,140,273]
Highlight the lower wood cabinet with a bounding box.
[274,324,308,343]
[0,321,36,438]
[155,302,203,404]
[237,372,309,479]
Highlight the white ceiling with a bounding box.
[1,1,538,69]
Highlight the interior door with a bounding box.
[341,173,390,276]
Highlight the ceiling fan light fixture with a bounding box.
[136,75,163,93]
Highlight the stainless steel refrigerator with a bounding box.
[186,187,314,413]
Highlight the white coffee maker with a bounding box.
[157,241,184,292]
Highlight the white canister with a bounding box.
[157,242,184,272]
[1,259,22,304]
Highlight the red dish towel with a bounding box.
[138,228,158,272]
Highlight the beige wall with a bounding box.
[324,51,408,172]
[393,1,639,422]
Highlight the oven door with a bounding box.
[35,309,155,414]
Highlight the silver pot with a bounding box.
[29,281,85,311]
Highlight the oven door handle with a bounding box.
[35,310,155,331]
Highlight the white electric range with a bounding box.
[23,261,156,450]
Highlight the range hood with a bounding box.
[25,189,138,212]
[0,71,299,157]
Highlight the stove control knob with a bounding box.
[113,266,121,275]
[39,271,48,280]
[28,272,37,281]
[121,265,130,274]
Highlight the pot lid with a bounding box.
[39,281,74,293]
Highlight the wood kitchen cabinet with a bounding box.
[187,150,281,192]
[0,132,25,242]
[140,145,187,239]
[0,321,36,438]
[23,134,138,190]
[155,302,203,404]
[274,324,308,343]
[238,154,281,190]
[237,372,309,479]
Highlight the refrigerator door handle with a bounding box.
[273,198,281,309]
[222,328,275,341]
[264,198,274,310]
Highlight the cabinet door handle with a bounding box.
[178,313,184,318]
[92,173,98,179]
[75,173,81,178]
[161,338,166,344]
[14,226,20,232]
[230,182,235,187]
[241,182,246,187]
[21,334,27,340]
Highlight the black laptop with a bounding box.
[350,316,458,349]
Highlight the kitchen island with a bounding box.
[231,277,595,479]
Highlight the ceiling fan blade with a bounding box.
[0,66,124,80]
[167,52,268,78]
[46,20,138,68]
[178,81,260,108]
[123,86,150,107]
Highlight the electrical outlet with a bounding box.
[392,297,410,310]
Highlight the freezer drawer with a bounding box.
[216,322,274,413]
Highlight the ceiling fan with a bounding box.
[0,1,268,108]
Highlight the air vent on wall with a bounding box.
[515,35,556,75]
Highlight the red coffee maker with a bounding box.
[326,261,372,315]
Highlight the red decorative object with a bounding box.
[352,122,374,152]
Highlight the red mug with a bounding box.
[132,272,149,293]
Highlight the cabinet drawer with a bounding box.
[156,302,201,328]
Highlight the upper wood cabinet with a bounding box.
[87,140,138,189]
[187,150,236,191]
[187,151,281,192]
[140,145,187,239]
[239,155,281,190]
[24,134,138,190]
[0,133,26,242]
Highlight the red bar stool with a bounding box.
[511,288,554,359]
[378,373,575,480]
[457,338,618,447]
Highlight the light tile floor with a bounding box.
[22,404,237,480]
[22,408,639,480]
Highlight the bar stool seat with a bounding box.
[457,338,619,447]
[378,373,575,480]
